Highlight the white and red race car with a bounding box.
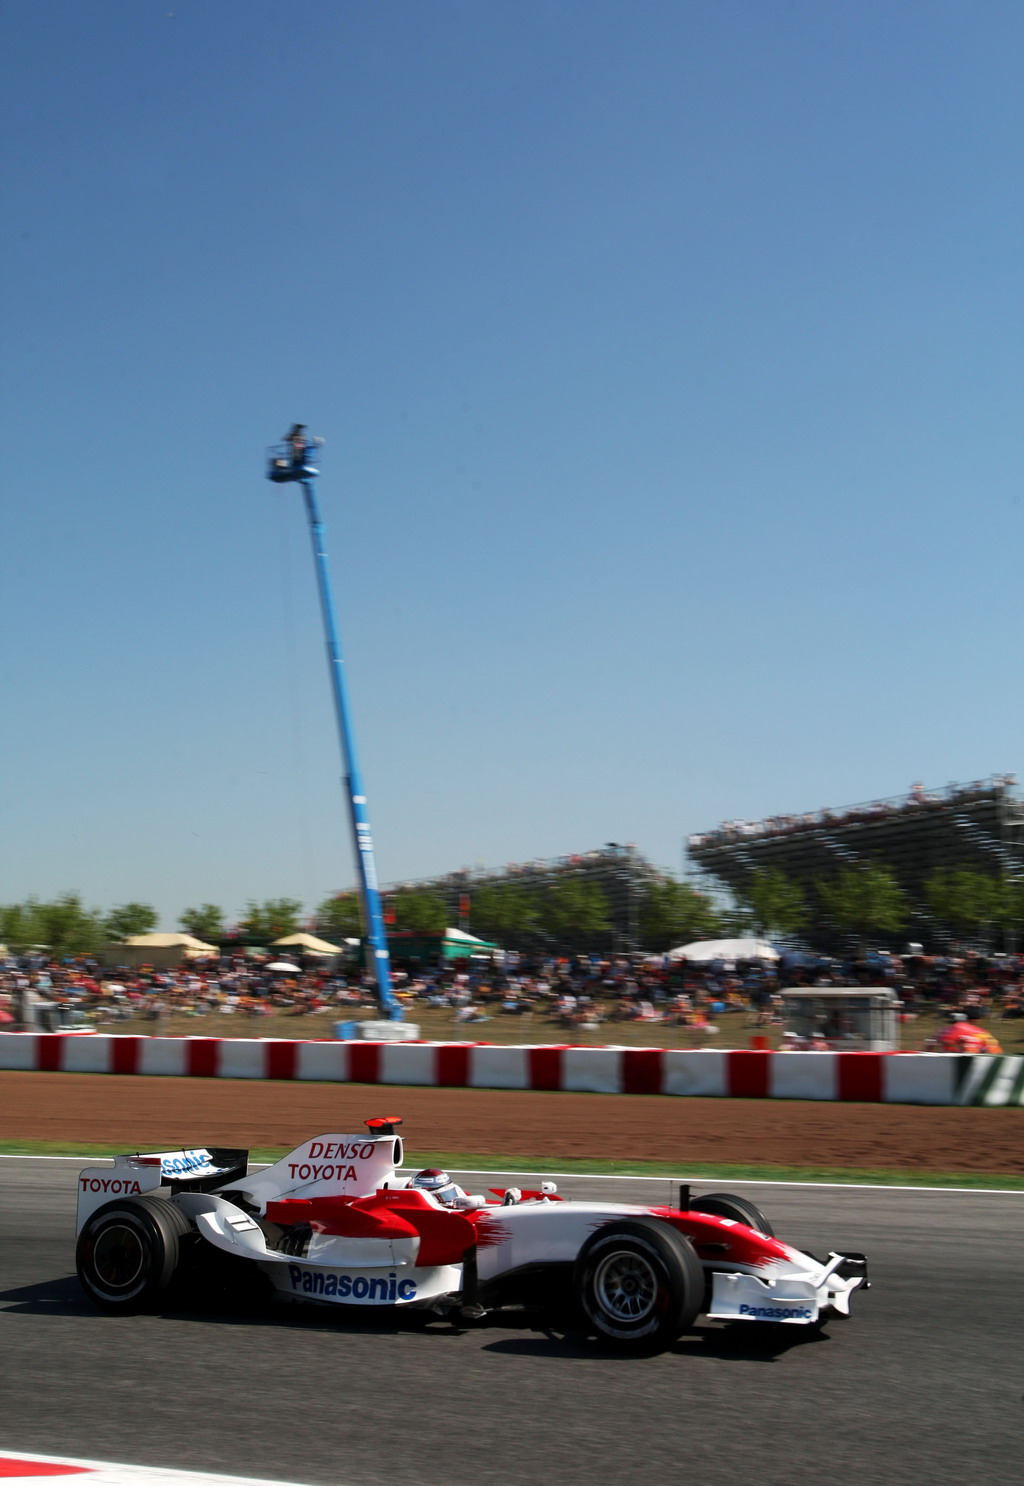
[75,1117,868,1352]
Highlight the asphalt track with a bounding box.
[1,1160,1022,1486]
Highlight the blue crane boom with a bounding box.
[266,426,401,1020]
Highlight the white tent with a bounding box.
[442,928,494,946]
[99,932,218,969]
[666,937,779,962]
[121,933,217,952]
[272,932,344,957]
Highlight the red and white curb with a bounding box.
[0,1032,978,1104]
[0,1450,311,1483]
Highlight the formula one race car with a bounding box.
[75,1117,868,1352]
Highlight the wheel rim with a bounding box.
[92,1224,146,1290]
[593,1249,659,1322]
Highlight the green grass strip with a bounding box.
[409,1152,1024,1189]
[1,1137,1022,1189]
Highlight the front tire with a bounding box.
[76,1195,192,1311]
[689,1192,775,1236]
[574,1218,704,1352]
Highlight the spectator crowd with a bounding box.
[2,944,1022,1042]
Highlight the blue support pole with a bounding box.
[268,435,400,1019]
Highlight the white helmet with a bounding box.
[411,1167,460,1205]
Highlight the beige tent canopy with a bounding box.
[123,934,217,951]
[99,932,218,969]
[272,932,344,956]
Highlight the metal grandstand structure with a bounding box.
[687,775,1024,950]
[382,844,666,954]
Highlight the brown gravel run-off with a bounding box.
[1,1073,1022,1174]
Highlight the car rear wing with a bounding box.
[76,1147,249,1233]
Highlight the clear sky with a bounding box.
[1,0,1021,927]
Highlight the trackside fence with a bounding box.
[1,1033,1022,1105]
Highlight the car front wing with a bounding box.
[708,1251,869,1324]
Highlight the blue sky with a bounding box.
[1,0,1021,926]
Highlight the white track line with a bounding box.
[448,1168,1024,1195]
[1,1152,1021,1194]
[0,1153,114,1160]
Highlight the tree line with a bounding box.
[735,864,1024,948]
[0,896,302,958]
[316,877,725,950]
[3,865,1021,958]
[0,880,719,956]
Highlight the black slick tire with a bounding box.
[689,1193,775,1237]
[574,1217,703,1353]
[76,1194,192,1312]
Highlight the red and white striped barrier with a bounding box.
[0,1448,307,1483]
[0,1033,967,1104]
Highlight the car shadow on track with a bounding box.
[0,1274,489,1339]
[0,1279,469,1342]
[0,1283,831,1364]
[167,1304,464,1338]
[678,1321,832,1363]
[0,1275,97,1316]
[483,1321,832,1363]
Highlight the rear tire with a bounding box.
[76,1195,192,1311]
[574,1218,704,1352]
[689,1193,775,1237]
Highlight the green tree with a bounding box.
[924,868,1010,946]
[0,901,36,951]
[818,866,907,948]
[996,877,1024,939]
[316,891,364,940]
[178,903,225,943]
[639,879,721,951]
[536,879,611,947]
[40,894,106,956]
[390,889,448,935]
[468,884,541,946]
[739,869,807,939]
[0,894,105,956]
[104,902,158,941]
[238,898,303,942]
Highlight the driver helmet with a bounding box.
[411,1167,460,1205]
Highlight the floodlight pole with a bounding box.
[267,429,400,1020]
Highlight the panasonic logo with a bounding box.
[286,1266,417,1302]
[739,1304,813,1320]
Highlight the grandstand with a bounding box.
[382,844,665,954]
[687,775,1024,950]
